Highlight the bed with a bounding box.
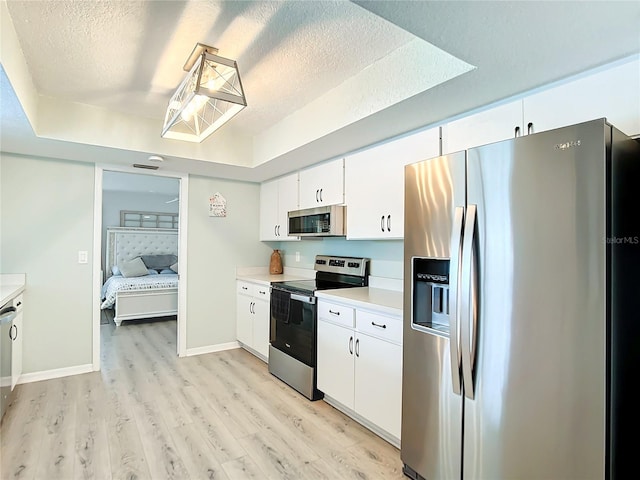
[101,227,179,326]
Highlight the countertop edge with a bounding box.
[315,287,403,316]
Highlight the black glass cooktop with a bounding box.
[271,278,364,295]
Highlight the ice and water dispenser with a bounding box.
[412,258,451,334]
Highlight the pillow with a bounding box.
[147,269,159,275]
[140,254,178,270]
[118,257,149,278]
[159,268,175,275]
[111,265,121,276]
[170,262,178,273]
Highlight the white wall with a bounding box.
[0,153,94,373]
[186,175,272,349]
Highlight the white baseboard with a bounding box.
[18,363,94,384]
[184,341,240,357]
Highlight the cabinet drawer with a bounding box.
[356,310,402,345]
[318,301,354,328]
[13,294,24,311]
[237,281,255,296]
[254,284,270,299]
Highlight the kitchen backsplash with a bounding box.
[273,238,403,279]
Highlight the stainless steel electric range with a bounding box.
[268,255,370,400]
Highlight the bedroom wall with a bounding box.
[186,175,271,349]
[0,153,94,373]
[101,190,179,272]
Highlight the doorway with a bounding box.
[91,165,189,370]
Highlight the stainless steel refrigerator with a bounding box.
[401,118,639,480]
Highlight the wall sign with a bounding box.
[209,192,227,217]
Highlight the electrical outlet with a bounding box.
[295,251,300,262]
[78,250,88,264]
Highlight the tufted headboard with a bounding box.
[105,227,178,279]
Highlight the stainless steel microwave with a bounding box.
[287,205,346,237]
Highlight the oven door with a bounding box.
[270,288,316,367]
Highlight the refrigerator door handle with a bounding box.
[461,204,478,400]
[448,206,465,395]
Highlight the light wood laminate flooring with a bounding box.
[1,319,404,479]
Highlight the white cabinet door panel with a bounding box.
[317,320,355,409]
[259,179,279,241]
[277,173,299,239]
[346,127,439,239]
[236,294,253,346]
[299,158,344,208]
[524,58,640,137]
[442,100,523,155]
[252,298,270,360]
[355,332,402,439]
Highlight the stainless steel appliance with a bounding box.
[287,205,346,237]
[269,255,369,400]
[0,303,17,422]
[402,118,639,479]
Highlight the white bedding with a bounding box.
[101,273,178,309]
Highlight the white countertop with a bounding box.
[315,286,403,317]
[1,274,26,306]
[236,272,312,286]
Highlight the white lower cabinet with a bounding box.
[317,299,402,446]
[236,281,270,361]
[11,294,23,390]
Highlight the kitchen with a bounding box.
[1,1,639,478]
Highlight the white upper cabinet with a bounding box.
[442,56,640,156]
[523,58,640,138]
[441,100,524,155]
[259,173,299,241]
[298,158,345,209]
[345,127,440,240]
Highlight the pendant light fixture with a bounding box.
[161,43,247,143]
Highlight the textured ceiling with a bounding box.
[6,0,416,134]
[1,0,639,182]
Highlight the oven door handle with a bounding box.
[290,293,316,304]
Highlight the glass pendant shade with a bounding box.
[162,50,247,142]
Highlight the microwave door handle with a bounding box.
[460,204,478,400]
[449,206,464,396]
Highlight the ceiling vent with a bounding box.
[132,164,160,170]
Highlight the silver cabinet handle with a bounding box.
[387,215,391,232]
[319,188,323,202]
[349,336,353,354]
[381,215,385,232]
[355,338,359,357]
[274,225,277,236]
[258,289,267,295]
[329,309,340,316]
[448,206,464,396]
[11,324,18,340]
[316,189,319,202]
[241,286,248,290]
[514,126,521,137]
[277,225,280,236]
[527,122,534,135]
[460,204,478,400]
[371,321,386,329]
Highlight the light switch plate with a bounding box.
[78,251,88,264]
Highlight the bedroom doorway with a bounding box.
[92,165,189,370]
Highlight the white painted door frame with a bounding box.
[92,164,189,370]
